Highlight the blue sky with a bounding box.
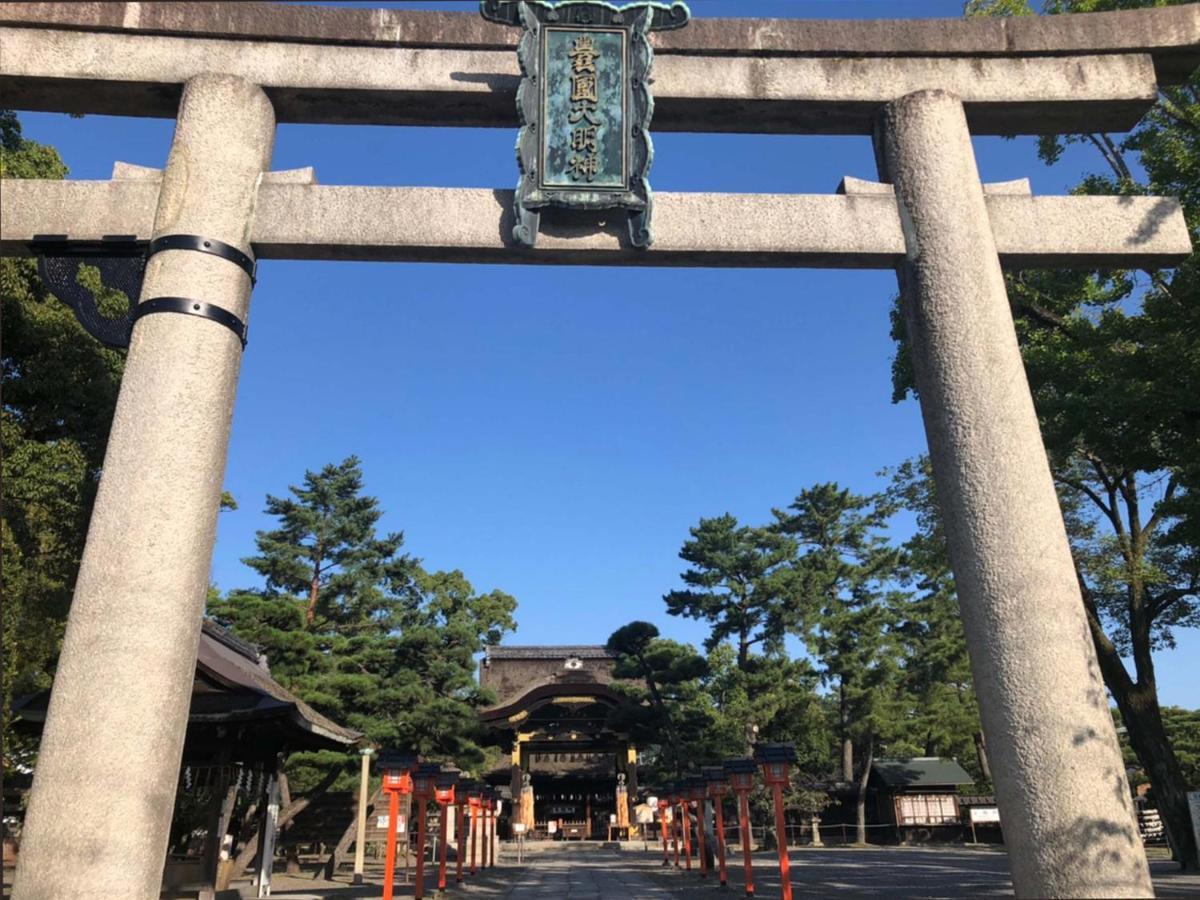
[14,0,1197,706]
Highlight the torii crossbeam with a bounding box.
[1,3,1197,898]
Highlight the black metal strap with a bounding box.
[148,234,257,284]
[132,297,248,348]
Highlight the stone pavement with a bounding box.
[248,843,1200,899]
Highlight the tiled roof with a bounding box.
[871,757,973,787]
[486,645,615,660]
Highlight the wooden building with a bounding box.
[869,757,974,844]
[13,620,360,897]
[477,645,639,840]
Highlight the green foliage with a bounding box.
[208,457,517,790]
[663,514,800,669]
[884,459,984,777]
[606,621,710,776]
[1118,706,1200,790]
[1,113,125,768]
[774,485,906,780]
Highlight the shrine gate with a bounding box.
[1,2,1197,897]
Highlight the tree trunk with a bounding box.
[1116,681,1199,871]
[305,541,324,626]
[1081,580,1199,871]
[319,785,382,879]
[973,731,992,783]
[855,742,873,846]
[840,686,854,783]
[278,774,302,875]
[225,766,341,886]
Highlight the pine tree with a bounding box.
[773,483,904,843]
[664,514,800,669]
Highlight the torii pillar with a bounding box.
[875,89,1152,898]
[12,73,275,900]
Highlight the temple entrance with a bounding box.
[478,647,638,841]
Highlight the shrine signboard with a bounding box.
[481,0,690,247]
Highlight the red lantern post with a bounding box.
[484,789,495,868]
[667,784,681,868]
[657,791,670,867]
[679,788,693,871]
[378,751,417,900]
[455,784,469,884]
[704,766,731,888]
[724,758,757,897]
[411,763,440,900]
[755,743,797,900]
[434,770,458,895]
[687,777,708,878]
[467,784,482,876]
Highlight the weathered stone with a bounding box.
[0,24,1160,134]
[2,179,1190,269]
[875,88,1153,899]
[1,3,1195,83]
[11,73,275,900]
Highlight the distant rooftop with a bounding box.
[485,645,615,661]
[872,757,974,788]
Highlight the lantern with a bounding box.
[754,742,796,786]
[723,757,757,793]
[724,758,757,898]
[704,766,731,887]
[435,769,458,806]
[379,750,417,794]
[412,762,440,798]
[754,743,797,900]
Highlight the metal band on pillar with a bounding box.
[131,297,248,348]
[148,234,257,284]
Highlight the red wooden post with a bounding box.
[383,789,402,900]
[455,801,466,883]
[725,758,757,897]
[704,767,730,888]
[687,779,708,879]
[755,743,797,900]
[414,793,429,899]
[485,793,495,868]
[671,787,681,868]
[771,781,791,900]
[434,772,457,895]
[659,799,670,866]
[470,795,480,875]
[681,797,693,870]
[379,751,417,900]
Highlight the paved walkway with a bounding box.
[250,843,1200,899]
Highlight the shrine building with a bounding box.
[478,645,639,840]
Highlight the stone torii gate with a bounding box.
[1,3,1197,897]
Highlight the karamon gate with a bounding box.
[1,2,1198,898]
